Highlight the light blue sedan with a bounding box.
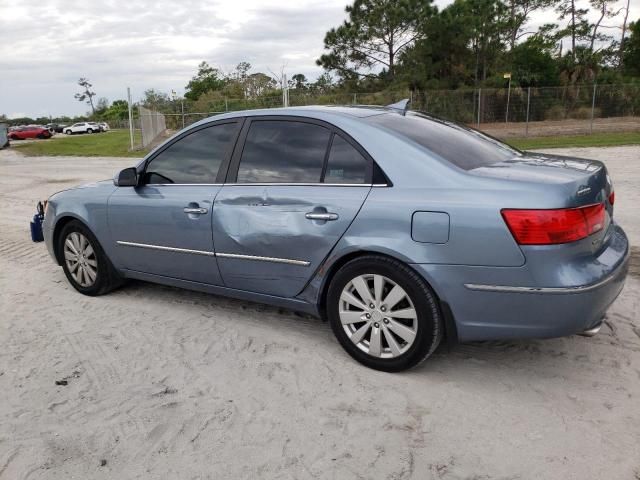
[41,104,629,371]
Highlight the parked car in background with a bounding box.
[45,123,65,133]
[64,123,97,135]
[99,122,110,131]
[8,126,52,140]
[40,103,629,372]
[88,122,102,132]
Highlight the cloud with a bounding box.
[0,0,350,117]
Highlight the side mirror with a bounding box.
[114,167,138,187]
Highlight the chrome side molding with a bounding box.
[116,241,310,266]
[116,241,215,257]
[216,252,310,266]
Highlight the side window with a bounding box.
[237,120,331,183]
[145,122,237,184]
[324,135,369,184]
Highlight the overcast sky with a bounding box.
[1,0,637,119]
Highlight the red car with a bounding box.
[8,126,52,140]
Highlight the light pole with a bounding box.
[504,72,512,123]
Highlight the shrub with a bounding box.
[569,107,601,119]
[544,105,567,120]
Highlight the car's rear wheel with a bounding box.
[58,220,122,296]
[87,128,93,134]
[327,255,442,372]
[65,130,72,135]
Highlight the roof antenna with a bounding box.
[386,98,410,116]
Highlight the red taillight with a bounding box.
[608,191,615,205]
[501,203,605,245]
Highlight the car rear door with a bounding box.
[108,120,241,285]
[211,117,373,297]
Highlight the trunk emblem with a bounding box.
[577,186,591,196]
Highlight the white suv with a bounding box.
[64,122,97,135]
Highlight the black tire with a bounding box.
[326,255,442,372]
[57,220,122,296]
[87,128,93,134]
[65,130,72,135]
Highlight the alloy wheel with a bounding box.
[339,274,418,358]
[64,232,98,287]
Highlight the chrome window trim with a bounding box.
[222,183,388,187]
[116,241,215,257]
[143,183,389,187]
[116,241,310,266]
[146,183,223,186]
[216,252,310,266]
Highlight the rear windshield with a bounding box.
[366,112,521,170]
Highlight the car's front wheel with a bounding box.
[58,220,121,296]
[327,255,442,372]
[65,130,72,135]
[87,128,93,134]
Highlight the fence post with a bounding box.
[225,97,228,112]
[477,88,481,127]
[525,87,531,137]
[181,101,185,129]
[353,93,357,104]
[590,83,597,135]
[127,87,134,150]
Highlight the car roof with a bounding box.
[189,105,394,128]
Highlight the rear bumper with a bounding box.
[412,224,629,342]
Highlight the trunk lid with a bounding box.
[471,152,615,253]
[471,152,613,211]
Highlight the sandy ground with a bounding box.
[0,147,639,480]
[481,117,640,138]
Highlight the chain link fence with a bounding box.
[144,83,639,140]
[138,106,167,148]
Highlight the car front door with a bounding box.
[108,120,241,285]
[212,117,373,297]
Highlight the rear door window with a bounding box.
[324,135,369,184]
[236,120,331,183]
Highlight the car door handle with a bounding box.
[184,207,208,215]
[305,212,339,221]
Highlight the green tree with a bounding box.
[588,0,619,51]
[291,74,308,89]
[505,0,556,49]
[399,3,476,88]
[622,20,640,76]
[317,0,435,80]
[74,78,97,115]
[95,97,109,116]
[509,35,560,86]
[102,100,130,120]
[555,0,590,59]
[244,73,277,98]
[184,62,226,101]
[141,89,171,110]
[465,0,510,85]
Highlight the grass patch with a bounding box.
[508,131,640,150]
[12,129,149,157]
